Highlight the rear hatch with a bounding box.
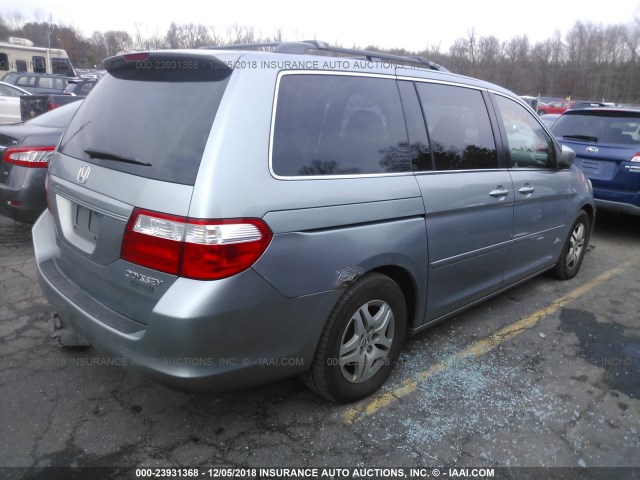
[552,109,640,205]
[46,51,233,327]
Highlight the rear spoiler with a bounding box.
[102,52,233,81]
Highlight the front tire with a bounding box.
[550,210,590,280]
[302,273,407,403]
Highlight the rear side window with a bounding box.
[416,83,498,170]
[272,74,411,176]
[15,60,27,72]
[37,76,65,90]
[494,95,556,168]
[0,54,8,71]
[59,55,232,185]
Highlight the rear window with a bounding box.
[272,74,411,176]
[552,111,640,145]
[59,54,232,185]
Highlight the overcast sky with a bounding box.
[2,0,640,51]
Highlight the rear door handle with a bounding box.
[489,187,510,198]
[518,185,535,195]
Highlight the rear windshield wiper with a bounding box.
[84,148,152,167]
[562,135,598,142]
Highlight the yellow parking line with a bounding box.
[344,255,640,424]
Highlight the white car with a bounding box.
[0,81,31,124]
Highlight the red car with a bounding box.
[538,98,573,115]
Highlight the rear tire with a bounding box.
[550,211,590,280]
[302,273,407,403]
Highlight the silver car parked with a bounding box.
[33,41,595,403]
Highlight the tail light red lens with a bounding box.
[121,209,273,280]
[3,146,55,168]
[122,210,185,275]
[124,52,150,62]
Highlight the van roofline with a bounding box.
[0,42,68,55]
[200,40,449,72]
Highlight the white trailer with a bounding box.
[0,37,76,78]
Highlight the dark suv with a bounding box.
[2,72,70,94]
[552,108,640,215]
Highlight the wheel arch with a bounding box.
[371,265,420,333]
[581,203,595,230]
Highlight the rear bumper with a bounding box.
[595,198,640,216]
[33,211,338,392]
[0,181,46,223]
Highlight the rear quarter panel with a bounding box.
[190,60,430,325]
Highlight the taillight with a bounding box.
[121,209,273,280]
[124,52,149,62]
[121,210,184,275]
[630,153,640,162]
[4,146,55,168]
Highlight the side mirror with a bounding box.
[558,145,575,169]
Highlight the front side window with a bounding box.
[494,95,556,168]
[272,74,411,177]
[0,53,8,71]
[416,83,498,170]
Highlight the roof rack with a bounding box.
[203,40,448,72]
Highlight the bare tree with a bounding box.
[227,24,256,44]
[6,11,24,31]
[104,30,133,56]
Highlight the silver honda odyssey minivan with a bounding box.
[33,41,595,403]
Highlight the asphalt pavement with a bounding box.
[0,211,638,479]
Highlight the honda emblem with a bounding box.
[77,165,91,184]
